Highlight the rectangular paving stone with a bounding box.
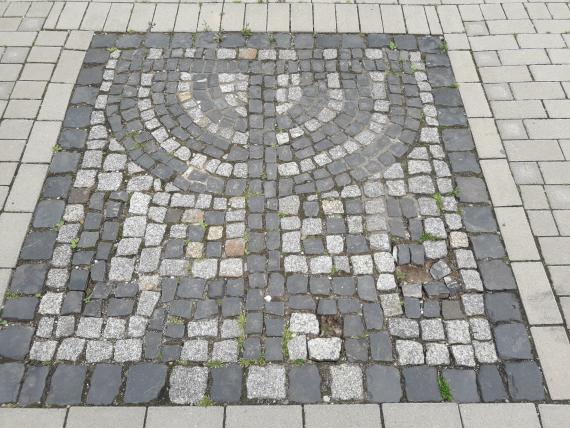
[381,6,405,34]
[4,2,30,17]
[128,4,155,33]
[0,64,22,81]
[336,4,359,33]
[27,46,61,63]
[526,119,570,139]
[480,66,531,83]
[152,4,178,33]
[480,159,522,206]
[530,65,570,81]
[35,31,67,47]
[146,407,224,428]
[544,100,570,118]
[491,100,547,119]
[4,99,41,119]
[471,36,518,52]
[425,6,443,35]
[532,327,570,400]
[226,406,302,428]
[512,262,562,325]
[528,210,558,236]
[495,207,540,261]
[56,2,86,30]
[0,31,36,47]
[38,83,73,121]
[66,407,146,428]
[65,30,93,50]
[540,161,570,184]
[517,34,565,48]
[4,164,48,212]
[403,6,429,35]
[104,4,133,33]
[539,237,570,264]
[44,2,64,30]
[459,83,492,118]
[291,4,312,32]
[0,409,66,428]
[174,4,199,33]
[504,140,564,161]
[267,4,289,33]
[438,5,464,33]
[449,51,478,83]
[479,4,509,20]
[81,3,110,31]
[52,50,86,84]
[198,4,222,32]
[26,3,52,19]
[383,403,462,428]
[547,48,570,64]
[539,404,570,428]
[460,404,540,428]
[545,185,570,209]
[359,4,382,34]
[468,118,505,159]
[0,213,31,268]
[314,4,336,33]
[221,3,245,33]
[304,405,380,428]
[244,4,266,33]
[503,3,529,19]
[10,81,46,99]
[488,19,535,35]
[66,31,92,51]
[511,82,566,100]
[22,120,60,163]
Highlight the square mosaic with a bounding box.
[0,32,545,406]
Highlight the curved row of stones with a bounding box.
[0,33,543,405]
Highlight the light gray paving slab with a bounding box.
[480,159,522,206]
[532,327,570,400]
[4,163,48,212]
[382,403,461,428]
[0,212,32,267]
[512,262,562,325]
[0,409,66,428]
[305,404,382,428]
[225,406,303,428]
[539,404,570,428]
[460,404,541,428]
[21,120,60,163]
[145,407,224,428]
[495,207,540,261]
[104,3,132,32]
[174,4,199,33]
[66,407,146,428]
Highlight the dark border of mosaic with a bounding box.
[0,32,547,407]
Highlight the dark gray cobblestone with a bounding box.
[0,32,544,405]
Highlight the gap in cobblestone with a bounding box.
[0,32,545,406]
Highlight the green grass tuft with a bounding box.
[438,375,453,402]
[419,232,438,243]
[197,395,214,407]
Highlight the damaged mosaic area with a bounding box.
[0,33,544,406]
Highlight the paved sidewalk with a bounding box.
[1,0,570,425]
[2,403,570,427]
